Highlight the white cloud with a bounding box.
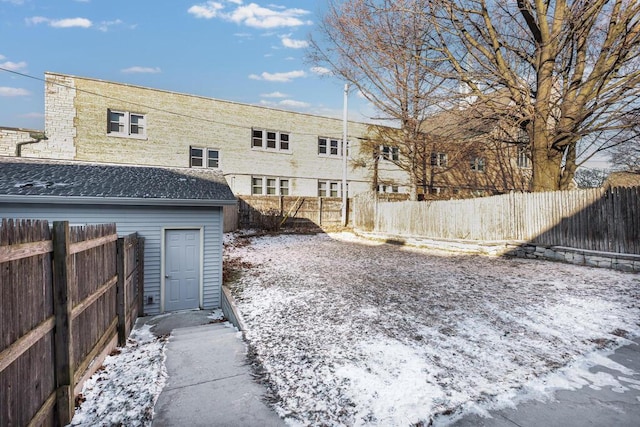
[188,1,311,29]
[2,0,25,5]
[188,1,224,19]
[279,99,310,108]
[0,61,27,71]
[97,19,123,32]
[19,112,45,118]
[0,55,4,60]
[311,66,332,76]
[249,70,306,82]
[25,16,49,25]
[0,87,30,96]
[51,17,92,28]
[26,16,93,28]
[281,36,308,49]
[228,3,312,29]
[261,91,287,98]
[121,66,162,74]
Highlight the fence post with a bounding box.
[137,236,145,316]
[116,238,127,346]
[318,197,323,226]
[52,221,74,426]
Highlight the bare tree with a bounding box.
[609,112,640,171]
[428,0,640,191]
[308,0,446,200]
[574,168,610,188]
[610,141,640,171]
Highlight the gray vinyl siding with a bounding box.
[0,203,223,315]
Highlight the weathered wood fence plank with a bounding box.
[0,219,144,427]
[354,187,639,255]
[52,221,74,427]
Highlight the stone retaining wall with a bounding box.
[355,230,640,273]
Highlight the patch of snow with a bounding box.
[225,232,640,426]
[70,325,168,427]
[207,308,224,321]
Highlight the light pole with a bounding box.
[341,83,348,227]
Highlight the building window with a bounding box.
[280,179,289,196]
[252,128,290,152]
[377,185,399,193]
[190,147,219,168]
[470,157,486,172]
[318,137,342,157]
[252,130,263,148]
[318,180,346,197]
[190,147,203,167]
[252,176,289,195]
[252,177,263,195]
[207,149,219,168]
[430,152,448,167]
[280,133,289,151]
[517,145,530,168]
[107,110,146,138]
[381,146,399,161]
[266,131,277,149]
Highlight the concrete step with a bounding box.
[168,323,238,341]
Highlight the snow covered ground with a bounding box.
[70,325,168,427]
[225,232,640,426]
[69,311,224,426]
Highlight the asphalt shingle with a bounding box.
[0,157,236,204]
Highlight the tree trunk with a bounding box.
[531,148,564,191]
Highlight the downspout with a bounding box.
[15,131,47,157]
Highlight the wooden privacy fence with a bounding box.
[0,219,144,427]
[354,187,639,254]
[238,195,350,229]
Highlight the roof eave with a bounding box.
[0,195,237,207]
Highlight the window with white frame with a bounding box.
[517,145,530,168]
[430,152,448,167]
[279,179,289,196]
[251,176,289,195]
[252,128,290,151]
[381,146,399,161]
[318,180,346,197]
[470,156,486,172]
[107,109,146,138]
[318,137,341,157]
[190,147,219,168]
[377,184,399,193]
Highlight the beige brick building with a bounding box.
[26,72,408,198]
[0,127,46,157]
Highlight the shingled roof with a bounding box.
[0,157,236,206]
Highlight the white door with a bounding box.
[164,229,200,312]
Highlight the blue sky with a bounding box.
[0,0,371,130]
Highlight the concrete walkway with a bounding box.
[451,337,640,427]
[141,311,284,427]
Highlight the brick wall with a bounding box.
[43,72,408,197]
[0,128,38,157]
[20,74,76,159]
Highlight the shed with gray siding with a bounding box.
[0,157,236,315]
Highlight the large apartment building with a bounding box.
[7,72,405,198]
[1,72,531,200]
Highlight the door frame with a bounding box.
[160,226,205,313]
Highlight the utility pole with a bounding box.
[341,83,348,227]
